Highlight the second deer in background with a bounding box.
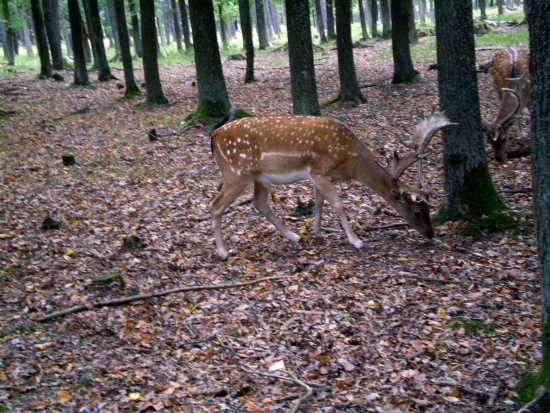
[483,46,531,162]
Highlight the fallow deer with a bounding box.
[208,110,454,259]
[483,46,530,162]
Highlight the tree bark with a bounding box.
[238,0,255,83]
[284,0,320,115]
[255,0,268,49]
[140,0,168,104]
[434,0,504,222]
[335,0,366,103]
[370,0,379,37]
[83,0,112,81]
[315,0,328,43]
[1,0,15,65]
[42,0,64,70]
[128,0,142,57]
[380,0,391,39]
[113,0,140,96]
[30,0,53,78]
[178,0,192,51]
[171,0,183,52]
[391,0,417,83]
[326,0,336,39]
[68,0,89,85]
[188,0,230,117]
[526,0,550,381]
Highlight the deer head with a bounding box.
[483,47,531,162]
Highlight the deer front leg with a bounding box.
[253,181,301,242]
[311,175,364,250]
[210,179,251,259]
[313,185,325,236]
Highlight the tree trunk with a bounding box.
[19,9,35,59]
[68,0,89,85]
[218,4,228,49]
[479,0,487,19]
[255,0,268,49]
[84,0,112,81]
[178,0,192,51]
[128,0,142,57]
[521,2,550,405]
[357,0,368,39]
[315,0,328,43]
[326,0,336,39]
[434,0,505,223]
[171,0,182,52]
[380,0,391,39]
[335,0,366,103]
[113,0,140,96]
[391,0,417,83]
[42,0,64,70]
[140,0,168,104]
[408,0,418,43]
[2,0,15,65]
[188,0,230,117]
[238,0,255,83]
[370,0,378,37]
[30,0,53,78]
[284,0,320,115]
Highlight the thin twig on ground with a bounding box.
[515,388,550,413]
[37,276,286,322]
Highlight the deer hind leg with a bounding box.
[253,181,301,243]
[311,175,364,250]
[313,185,325,236]
[210,178,251,259]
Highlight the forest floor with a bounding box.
[0,37,539,413]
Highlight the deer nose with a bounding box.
[424,229,435,239]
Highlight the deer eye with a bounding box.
[414,211,423,218]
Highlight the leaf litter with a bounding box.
[0,42,538,412]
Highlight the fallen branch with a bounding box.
[240,363,315,413]
[515,388,550,413]
[37,276,286,322]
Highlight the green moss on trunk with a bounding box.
[185,106,252,129]
[516,366,550,411]
[433,163,517,234]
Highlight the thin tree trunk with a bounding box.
[255,0,268,49]
[140,0,168,104]
[113,0,140,96]
[128,0,142,57]
[358,0,368,39]
[178,0,192,51]
[42,0,64,69]
[284,0,320,115]
[335,0,366,103]
[380,0,391,39]
[2,0,15,65]
[171,0,182,51]
[238,0,255,83]
[68,0,89,84]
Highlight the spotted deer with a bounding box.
[207,110,454,259]
[482,47,530,162]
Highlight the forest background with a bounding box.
[1,0,548,412]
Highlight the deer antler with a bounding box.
[493,87,521,142]
[387,112,456,185]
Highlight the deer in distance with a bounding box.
[482,46,531,162]
[208,110,455,259]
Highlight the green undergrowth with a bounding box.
[516,370,550,412]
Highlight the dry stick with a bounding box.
[240,364,315,413]
[37,276,286,323]
[515,388,550,413]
